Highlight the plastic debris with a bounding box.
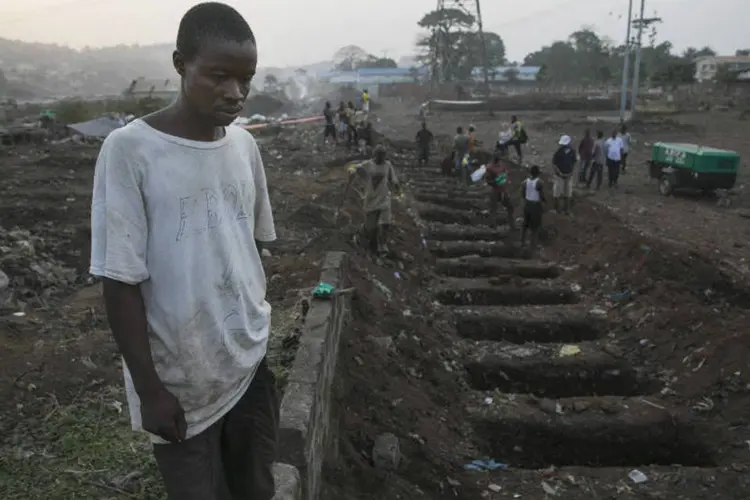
[541,481,559,496]
[558,345,581,357]
[463,459,508,472]
[628,469,648,484]
[311,282,335,298]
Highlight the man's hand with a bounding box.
[140,386,187,443]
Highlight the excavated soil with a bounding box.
[323,135,750,499]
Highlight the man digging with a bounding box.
[339,145,401,255]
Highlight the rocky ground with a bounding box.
[2,100,750,499]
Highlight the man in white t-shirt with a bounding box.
[89,4,277,499]
[605,130,624,189]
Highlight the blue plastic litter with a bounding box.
[463,459,508,471]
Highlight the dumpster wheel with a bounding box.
[659,174,675,196]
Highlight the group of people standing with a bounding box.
[550,124,632,213]
[322,89,372,149]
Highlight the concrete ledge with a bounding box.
[277,251,350,500]
[272,463,301,500]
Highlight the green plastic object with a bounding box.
[312,282,335,298]
[651,142,740,174]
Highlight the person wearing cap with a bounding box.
[340,145,400,255]
[552,134,577,214]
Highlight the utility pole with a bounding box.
[619,0,634,122]
[474,0,491,103]
[630,9,662,118]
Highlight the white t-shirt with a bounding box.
[89,119,276,443]
[605,137,624,161]
[524,178,541,202]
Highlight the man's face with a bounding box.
[374,151,386,164]
[175,39,257,126]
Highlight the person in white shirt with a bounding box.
[604,130,624,189]
[618,124,632,173]
[89,3,278,499]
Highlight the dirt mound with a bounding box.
[243,93,287,116]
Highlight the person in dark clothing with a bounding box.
[578,129,594,183]
[358,121,374,154]
[552,134,577,214]
[337,101,348,140]
[484,155,516,230]
[323,101,336,144]
[586,130,606,190]
[345,101,358,148]
[415,121,434,166]
[520,165,545,250]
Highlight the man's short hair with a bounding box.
[530,165,540,176]
[176,2,256,61]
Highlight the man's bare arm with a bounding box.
[102,278,162,397]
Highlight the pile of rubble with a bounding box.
[0,226,80,313]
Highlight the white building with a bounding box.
[694,55,750,82]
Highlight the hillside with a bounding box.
[0,38,332,99]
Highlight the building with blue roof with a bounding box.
[317,66,430,85]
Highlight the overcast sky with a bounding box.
[0,0,746,67]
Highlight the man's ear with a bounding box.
[173,50,186,77]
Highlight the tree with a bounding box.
[523,41,578,83]
[736,49,750,56]
[263,74,279,91]
[362,56,398,69]
[503,67,519,82]
[652,60,694,89]
[415,7,506,82]
[521,27,710,86]
[681,46,716,65]
[715,64,741,85]
[333,45,370,71]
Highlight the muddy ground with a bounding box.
[1,101,750,499]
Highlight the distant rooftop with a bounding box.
[695,55,750,63]
[317,66,429,80]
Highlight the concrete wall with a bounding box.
[276,251,350,500]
